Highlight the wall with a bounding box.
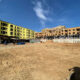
[53,38,80,43]
[40,39,47,42]
[30,39,40,43]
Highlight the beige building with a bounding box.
[35,26,80,39]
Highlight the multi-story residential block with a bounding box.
[35,26,80,39]
[0,20,35,43]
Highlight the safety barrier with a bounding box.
[53,38,80,43]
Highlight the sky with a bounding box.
[0,0,80,32]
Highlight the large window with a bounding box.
[65,30,68,32]
[1,31,7,34]
[17,27,19,29]
[10,28,13,31]
[10,25,13,28]
[1,23,8,26]
[77,28,80,31]
[1,27,7,30]
[77,32,80,35]
[49,30,52,33]
[73,29,75,31]
[17,33,19,36]
[73,32,75,34]
[10,32,13,35]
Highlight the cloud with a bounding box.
[32,0,52,27]
[33,1,47,20]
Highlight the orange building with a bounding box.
[35,26,80,39]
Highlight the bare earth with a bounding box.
[0,41,80,80]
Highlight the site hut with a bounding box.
[0,20,35,44]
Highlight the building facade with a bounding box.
[35,26,80,39]
[0,20,35,40]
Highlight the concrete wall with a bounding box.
[53,38,80,43]
[40,39,47,42]
[30,39,41,43]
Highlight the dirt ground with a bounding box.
[0,41,80,80]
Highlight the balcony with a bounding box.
[77,28,80,31]
[1,23,8,26]
[1,27,7,31]
[1,31,7,35]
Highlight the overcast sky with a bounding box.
[0,0,80,32]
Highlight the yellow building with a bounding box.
[30,30,35,39]
[0,20,35,40]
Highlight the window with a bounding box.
[73,29,75,31]
[65,30,68,32]
[17,30,19,32]
[1,27,7,30]
[17,33,19,36]
[49,30,52,33]
[77,32,80,35]
[17,27,19,29]
[77,28,80,31]
[10,25,13,27]
[73,32,75,34]
[10,32,13,35]
[1,31,7,34]
[1,23,7,26]
[10,28,13,31]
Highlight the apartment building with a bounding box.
[0,20,35,43]
[35,26,80,39]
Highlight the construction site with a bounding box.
[1,21,80,80]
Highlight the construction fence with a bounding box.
[53,38,80,43]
